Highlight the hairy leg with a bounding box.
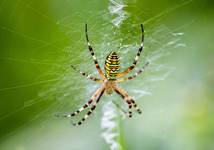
[72,87,105,126]
[85,24,106,79]
[117,62,149,82]
[117,24,145,77]
[114,86,142,115]
[71,65,103,83]
[64,86,105,118]
[114,87,134,117]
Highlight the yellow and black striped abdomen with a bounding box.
[105,51,120,80]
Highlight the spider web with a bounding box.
[0,0,195,149]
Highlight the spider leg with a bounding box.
[71,65,103,83]
[117,24,144,78]
[113,87,134,118]
[72,87,105,126]
[130,99,142,114]
[117,62,149,82]
[85,24,106,80]
[114,86,142,116]
[64,87,104,118]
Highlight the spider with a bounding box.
[64,24,149,126]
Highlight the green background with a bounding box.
[0,0,213,150]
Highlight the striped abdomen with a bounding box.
[104,51,120,80]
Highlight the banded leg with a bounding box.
[71,65,103,83]
[117,24,144,78]
[128,104,133,118]
[114,87,134,118]
[117,62,149,82]
[85,24,106,79]
[114,86,142,116]
[65,87,104,118]
[72,88,105,126]
[130,99,142,114]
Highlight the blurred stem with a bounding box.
[117,113,125,150]
[101,101,126,150]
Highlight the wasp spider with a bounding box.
[64,24,149,126]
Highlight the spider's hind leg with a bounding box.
[72,88,105,126]
[130,99,142,114]
[64,87,104,118]
[114,87,135,118]
[114,86,142,116]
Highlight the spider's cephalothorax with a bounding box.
[105,51,120,81]
[63,24,149,126]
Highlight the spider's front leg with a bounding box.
[114,86,142,116]
[85,24,106,80]
[117,24,145,78]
